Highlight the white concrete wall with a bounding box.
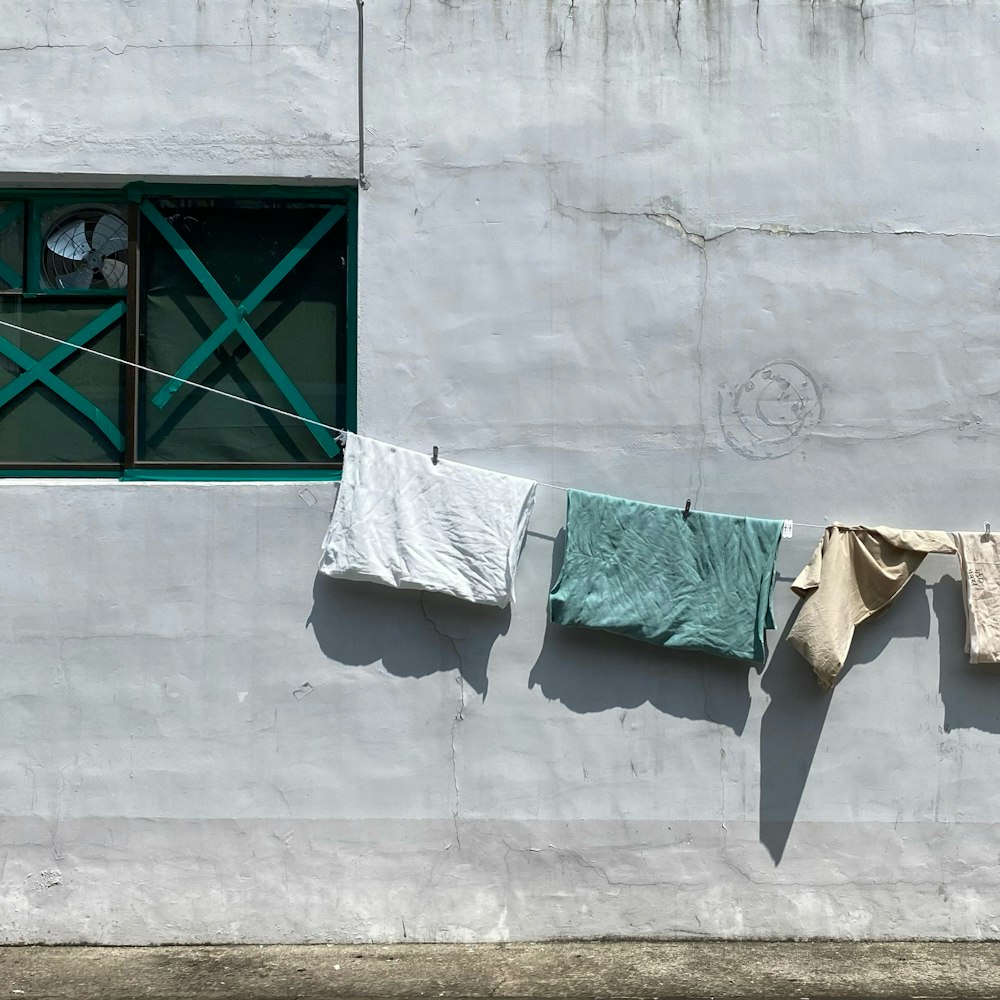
[0,0,999,942]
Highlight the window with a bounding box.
[0,184,356,477]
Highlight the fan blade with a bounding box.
[101,257,127,288]
[46,220,90,261]
[56,269,94,289]
[91,213,127,256]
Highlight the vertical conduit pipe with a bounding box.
[356,0,370,189]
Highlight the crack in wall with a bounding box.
[500,838,678,889]
[419,595,464,849]
[809,417,1000,446]
[691,230,709,506]
[548,0,576,63]
[719,741,728,844]
[495,836,835,900]
[549,195,706,248]
[448,674,464,850]
[700,665,732,865]
[550,198,1000,244]
[402,0,414,50]
[0,41,286,52]
[553,195,718,496]
[495,835,954,893]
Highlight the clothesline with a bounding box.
[0,316,348,439]
[0,315,981,536]
[323,436,1000,683]
[8,317,998,682]
[0,317,590,481]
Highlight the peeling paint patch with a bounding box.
[25,870,62,892]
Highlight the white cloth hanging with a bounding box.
[954,531,1000,664]
[319,432,537,607]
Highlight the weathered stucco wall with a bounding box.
[1,0,999,942]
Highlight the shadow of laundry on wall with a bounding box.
[527,528,753,736]
[306,573,511,699]
[759,575,932,865]
[935,574,1000,733]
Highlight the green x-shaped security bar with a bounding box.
[141,201,345,458]
[0,301,126,451]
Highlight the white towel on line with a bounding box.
[319,432,537,607]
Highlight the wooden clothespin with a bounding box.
[985,521,991,540]
[432,445,439,466]
[683,498,692,519]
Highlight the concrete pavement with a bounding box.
[3,940,1000,999]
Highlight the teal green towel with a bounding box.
[549,490,784,663]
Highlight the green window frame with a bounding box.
[0,183,357,479]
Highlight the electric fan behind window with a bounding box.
[42,207,128,290]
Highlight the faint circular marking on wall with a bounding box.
[718,360,822,460]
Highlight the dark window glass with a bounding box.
[0,202,24,292]
[137,199,347,465]
[0,300,125,465]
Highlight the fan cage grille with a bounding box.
[40,205,128,292]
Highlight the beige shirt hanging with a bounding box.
[954,532,1000,664]
[789,524,956,690]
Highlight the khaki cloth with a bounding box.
[954,532,1000,663]
[789,524,956,690]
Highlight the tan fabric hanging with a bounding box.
[789,524,956,690]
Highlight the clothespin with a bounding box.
[683,498,692,519]
[432,445,439,466]
[985,521,992,540]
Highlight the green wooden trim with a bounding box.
[140,201,340,458]
[0,468,119,478]
[345,187,358,432]
[0,318,125,452]
[121,468,342,482]
[151,204,345,407]
[125,182,354,202]
[0,185,352,202]
[22,289,127,301]
[124,202,141,468]
[24,200,40,293]
[0,189,128,202]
